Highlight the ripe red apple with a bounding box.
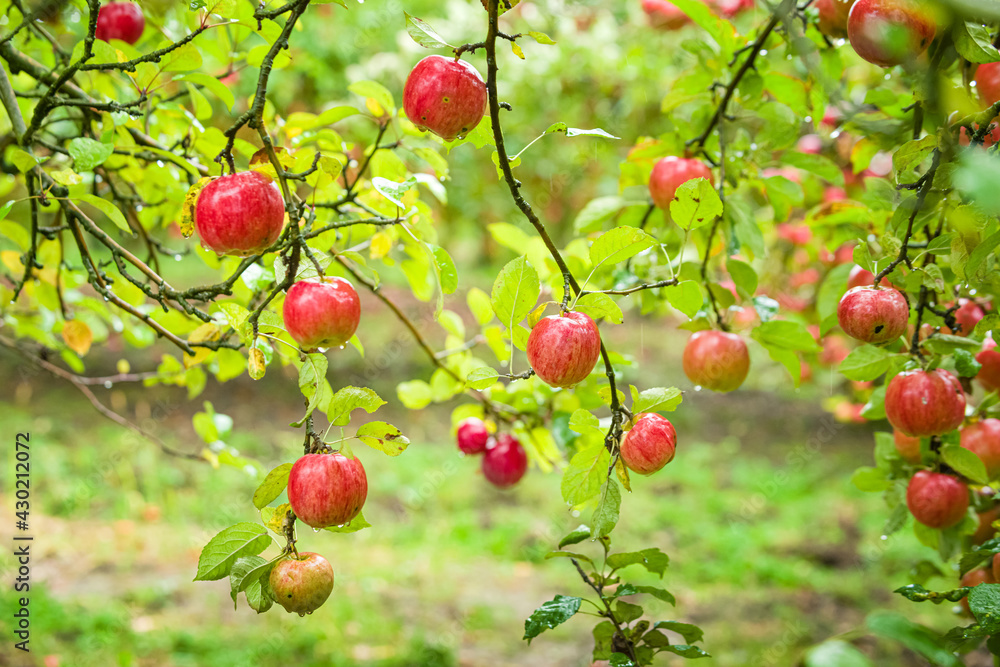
[837,286,908,343]
[641,0,690,29]
[975,53,1000,106]
[403,56,487,142]
[816,0,854,38]
[195,171,285,257]
[823,186,848,203]
[905,470,969,529]
[885,369,966,437]
[526,311,601,388]
[961,567,995,614]
[846,0,936,68]
[287,452,367,529]
[961,419,1000,480]
[270,552,335,615]
[796,133,823,154]
[619,413,677,476]
[959,124,1000,149]
[893,430,921,463]
[482,434,528,488]
[456,417,490,455]
[682,330,750,393]
[282,277,361,350]
[95,2,145,44]
[776,223,813,246]
[977,336,1000,391]
[648,157,713,209]
[994,553,1000,583]
[953,299,985,337]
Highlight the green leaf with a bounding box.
[326,386,385,426]
[252,463,292,509]
[323,509,372,533]
[229,555,273,611]
[558,525,591,548]
[525,31,556,45]
[615,599,643,623]
[404,12,453,48]
[941,444,989,484]
[467,287,494,325]
[568,408,602,436]
[664,281,703,318]
[612,582,676,606]
[466,366,500,390]
[839,345,892,381]
[371,176,417,208]
[726,258,757,298]
[592,478,621,538]
[575,293,623,324]
[653,620,704,644]
[348,80,395,113]
[68,137,114,172]
[194,522,272,581]
[954,21,1000,64]
[633,387,682,413]
[804,640,875,667]
[397,379,433,409]
[314,105,361,126]
[11,148,42,173]
[572,196,632,233]
[865,611,963,667]
[781,151,844,186]
[893,136,937,179]
[431,245,458,294]
[969,583,1000,624]
[851,466,892,492]
[544,122,620,140]
[561,441,611,506]
[523,595,582,642]
[180,72,235,110]
[954,348,983,378]
[752,320,821,351]
[297,353,329,421]
[607,548,670,577]
[491,256,540,328]
[589,226,658,268]
[356,421,409,456]
[670,178,722,231]
[76,194,130,233]
[661,644,711,659]
[161,42,202,72]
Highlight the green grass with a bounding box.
[0,373,977,667]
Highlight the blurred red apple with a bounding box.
[978,336,1000,392]
[816,0,854,37]
[975,53,1000,106]
[95,2,145,44]
[846,0,936,68]
[961,567,995,613]
[456,417,490,455]
[482,434,528,488]
[641,0,690,29]
[893,430,921,463]
[649,157,713,209]
[953,299,985,337]
[682,330,750,392]
[961,419,1000,480]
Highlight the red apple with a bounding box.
[975,53,1000,106]
[953,299,985,337]
[482,434,528,488]
[776,223,813,246]
[959,124,1000,149]
[994,553,1000,583]
[797,134,823,154]
[823,186,848,203]
[287,452,367,529]
[270,552,335,615]
[837,286,908,343]
[95,2,145,44]
[682,330,750,393]
[526,311,601,388]
[816,0,854,37]
[648,157,713,209]
[905,470,969,529]
[961,567,996,614]
[961,419,1000,480]
[456,417,490,455]
[885,369,966,437]
[846,0,936,68]
[893,430,921,463]
[282,277,361,350]
[403,55,487,142]
[641,0,690,29]
[715,0,754,16]
[619,413,677,475]
[978,336,1000,392]
[195,171,285,257]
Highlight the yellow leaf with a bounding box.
[116,358,131,374]
[184,323,220,368]
[527,303,548,328]
[62,320,93,356]
[180,177,213,239]
[1,250,24,273]
[615,456,632,493]
[365,98,386,118]
[370,231,392,259]
[249,348,266,380]
[511,42,525,59]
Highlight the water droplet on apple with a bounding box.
[312,527,320,533]
[298,612,306,617]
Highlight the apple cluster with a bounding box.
[455,417,529,489]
